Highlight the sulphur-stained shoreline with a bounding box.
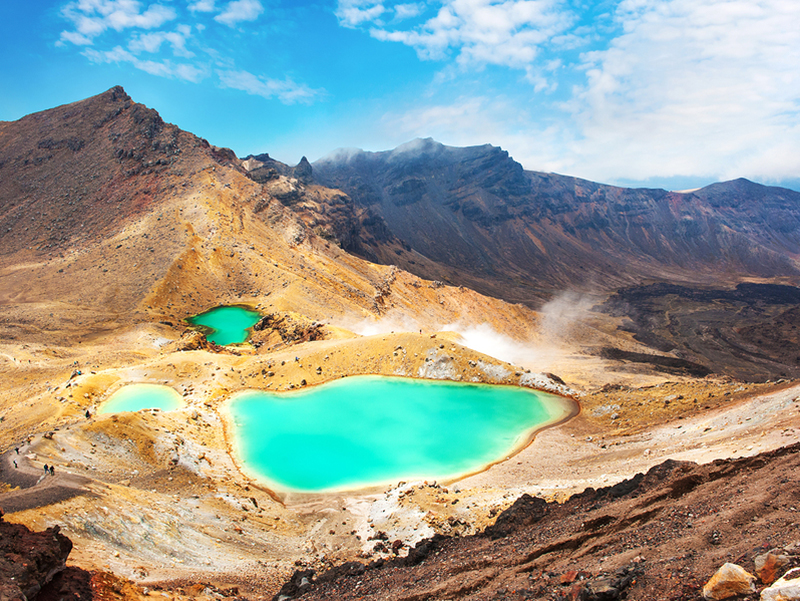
[219,375,578,498]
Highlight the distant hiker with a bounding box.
[15,447,19,454]
[85,409,91,418]
[50,465,55,476]
[44,464,49,474]
[13,460,17,469]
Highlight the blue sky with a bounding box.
[2,0,799,190]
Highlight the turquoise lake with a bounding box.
[227,376,571,492]
[99,383,184,414]
[186,306,261,345]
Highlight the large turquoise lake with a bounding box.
[186,306,261,345]
[99,383,184,414]
[227,376,572,492]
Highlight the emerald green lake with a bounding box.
[186,306,261,345]
[99,384,184,414]
[228,376,571,493]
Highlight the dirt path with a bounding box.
[0,440,93,513]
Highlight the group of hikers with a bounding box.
[7,446,56,476]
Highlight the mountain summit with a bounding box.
[313,140,800,304]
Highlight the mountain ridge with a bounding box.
[308,139,800,305]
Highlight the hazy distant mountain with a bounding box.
[312,138,800,305]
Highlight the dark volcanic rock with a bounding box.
[601,282,800,381]
[313,139,800,305]
[483,493,548,539]
[0,511,72,600]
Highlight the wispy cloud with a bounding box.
[215,0,264,27]
[340,0,577,72]
[336,0,387,28]
[354,0,800,186]
[561,0,800,183]
[219,69,323,104]
[57,0,323,106]
[188,0,216,12]
[84,44,207,81]
[394,3,424,21]
[128,25,194,57]
[59,0,177,45]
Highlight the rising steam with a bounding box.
[339,291,598,372]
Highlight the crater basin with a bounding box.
[186,306,261,345]
[226,376,573,493]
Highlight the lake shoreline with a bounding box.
[220,374,579,497]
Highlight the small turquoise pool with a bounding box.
[227,376,572,492]
[186,306,261,345]
[99,383,184,414]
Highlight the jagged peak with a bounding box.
[101,84,131,103]
[293,156,312,182]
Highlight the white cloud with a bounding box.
[218,69,323,104]
[214,0,264,26]
[559,0,800,183]
[59,30,94,45]
[340,0,576,69]
[128,25,194,57]
[60,0,176,43]
[336,0,386,28]
[84,44,207,82]
[188,0,216,12]
[394,3,423,20]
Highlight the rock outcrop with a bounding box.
[251,312,325,349]
[0,511,72,600]
[757,551,793,586]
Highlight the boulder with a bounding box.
[702,563,756,600]
[761,568,800,601]
[756,550,791,585]
[0,512,73,600]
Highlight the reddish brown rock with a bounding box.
[761,567,800,601]
[0,512,72,601]
[756,550,791,585]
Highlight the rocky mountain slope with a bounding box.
[0,88,537,350]
[277,443,800,601]
[310,139,800,305]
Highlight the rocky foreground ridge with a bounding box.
[0,509,71,600]
[275,443,800,601]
